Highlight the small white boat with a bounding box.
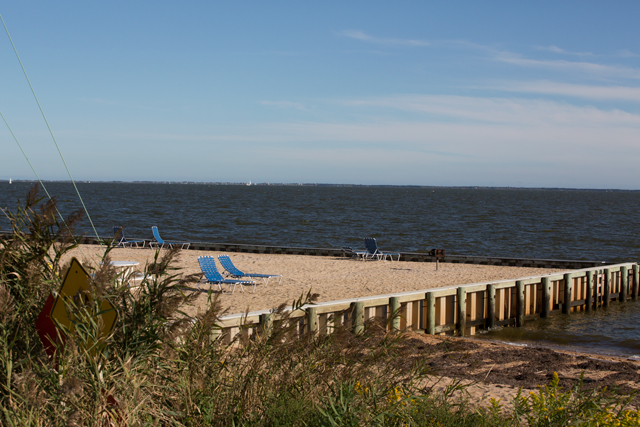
[247,181,251,186]
[8,178,11,184]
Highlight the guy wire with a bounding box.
[1,13,102,246]
[1,110,85,257]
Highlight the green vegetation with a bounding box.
[0,185,638,426]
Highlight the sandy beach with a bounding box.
[63,245,566,317]
[59,245,640,403]
[399,332,640,407]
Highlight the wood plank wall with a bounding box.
[216,263,638,344]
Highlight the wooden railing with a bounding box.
[215,262,639,344]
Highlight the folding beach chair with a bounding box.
[149,226,190,249]
[364,238,401,261]
[197,256,255,294]
[113,226,145,248]
[218,255,282,289]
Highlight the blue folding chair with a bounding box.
[112,226,145,248]
[197,256,255,294]
[149,226,190,249]
[364,238,401,261]
[218,255,282,289]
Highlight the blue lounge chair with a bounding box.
[113,226,145,248]
[364,238,401,261]
[149,226,190,249]
[218,255,283,288]
[197,256,255,294]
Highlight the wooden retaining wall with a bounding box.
[215,262,638,344]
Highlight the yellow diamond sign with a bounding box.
[50,258,117,351]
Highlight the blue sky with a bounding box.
[1,2,639,188]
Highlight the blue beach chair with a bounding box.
[197,256,255,294]
[149,226,190,249]
[364,238,401,261]
[113,226,145,248]
[218,255,283,289]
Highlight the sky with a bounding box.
[1,2,639,189]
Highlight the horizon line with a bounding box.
[4,179,639,192]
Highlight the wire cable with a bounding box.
[0,110,85,256]
[1,13,102,245]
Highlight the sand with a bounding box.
[63,245,566,317]
[61,245,640,404]
[400,332,640,407]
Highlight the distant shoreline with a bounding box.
[4,179,639,192]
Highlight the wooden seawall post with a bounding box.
[563,273,573,314]
[352,302,364,335]
[593,270,600,311]
[306,307,318,335]
[457,287,467,336]
[541,277,551,318]
[390,297,400,332]
[259,313,273,338]
[585,270,593,312]
[487,284,496,329]
[604,268,611,307]
[210,326,222,343]
[620,266,628,302]
[426,292,435,335]
[633,265,640,301]
[516,280,525,326]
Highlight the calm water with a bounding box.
[2,181,640,262]
[2,181,640,356]
[474,303,640,358]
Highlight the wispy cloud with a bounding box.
[337,31,638,81]
[337,30,430,47]
[77,93,640,188]
[490,81,640,102]
[616,49,640,58]
[127,95,640,144]
[494,51,640,79]
[534,45,592,56]
[339,94,640,127]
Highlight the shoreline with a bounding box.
[473,334,640,362]
[471,335,640,362]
